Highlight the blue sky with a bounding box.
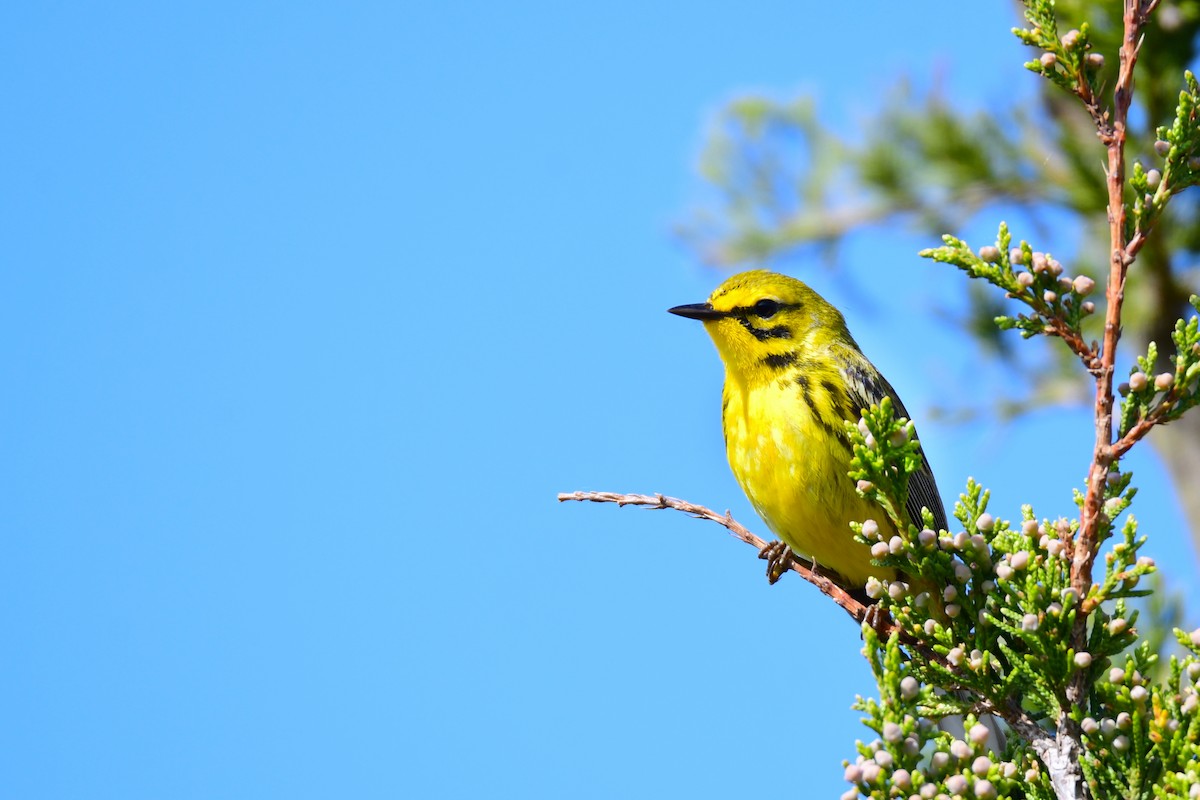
[3,2,1195,798]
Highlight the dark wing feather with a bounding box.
[841,361,949,533]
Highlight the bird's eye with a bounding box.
[753,299,780,318]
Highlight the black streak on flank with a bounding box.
[761,352,799,371]
[796,374,841,437]
[822,379,857,426]
[737,317,792,341]
[720,392,730,448]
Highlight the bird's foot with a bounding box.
[758,540,794,585]
[861,602,892,634]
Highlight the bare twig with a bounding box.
[1113,387,1182,457]
[1045,315,1101,368]
[556,490,899,636]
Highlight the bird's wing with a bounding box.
[841,360,950,534]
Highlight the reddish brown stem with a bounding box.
[1070,0,1156,713]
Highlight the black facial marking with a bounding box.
[737,317,792,341]
[761,352,798,370]
[760,325,791,339]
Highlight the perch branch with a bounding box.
[556,490,897,637]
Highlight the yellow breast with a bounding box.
[722,375,895,586]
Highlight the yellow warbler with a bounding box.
[669,269,946,587]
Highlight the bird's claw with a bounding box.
[758,540,794,585]
[862,602,891,634]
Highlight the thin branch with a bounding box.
[1063,5,1159,799]
[556,490,899,637]
[1112,380,1188,456]
[1073,0,1149,665]
[1045,315,1102,368]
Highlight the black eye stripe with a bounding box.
[732,301,796,318]
[737,317,793,341]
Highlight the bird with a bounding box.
[668,269,947,589]
[669,272,1006,751]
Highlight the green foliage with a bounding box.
[1074,637,1200,798]
[847,397,925,531]
[1119,296,1200,435]
[1013,2,1101,99]
[919,223,1098,342]
[849,627,1032,800]
[844,395,1200,800]
[1125,71,1200,242]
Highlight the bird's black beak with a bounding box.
[668,302,725,321]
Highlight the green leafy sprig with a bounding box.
[920,224,1098,364]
